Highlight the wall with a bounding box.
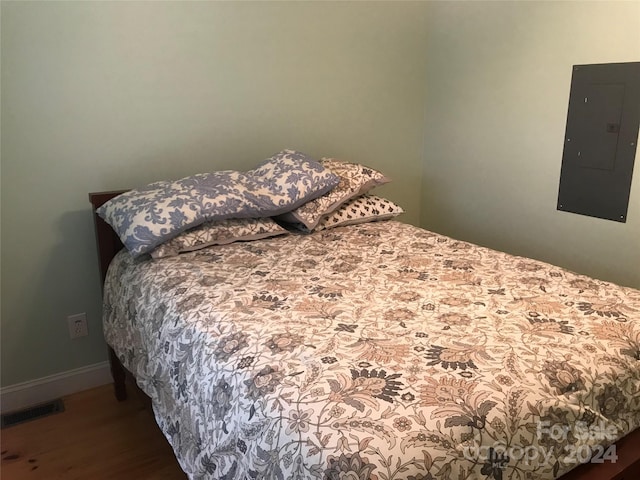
[0,1,430,386]
[422,1,640,288]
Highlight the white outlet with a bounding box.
[67,313,89,339]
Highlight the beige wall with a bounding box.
[1,1,430,386]
[2,0,639,389]
[422,1,640,288]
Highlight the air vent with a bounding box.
[1,399,64,428]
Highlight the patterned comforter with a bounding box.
[103,221,640,480]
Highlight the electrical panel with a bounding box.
[557,62,639,222]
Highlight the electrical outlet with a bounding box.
[67,313,89,339]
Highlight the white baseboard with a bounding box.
[1,361,112,413]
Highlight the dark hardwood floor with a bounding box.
[1,384,186,479]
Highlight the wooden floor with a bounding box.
[1,384,186,480]
[4,384,639,480]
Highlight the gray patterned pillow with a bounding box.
[310,194,404,232]
[276,158,390,230]
[97,150,339,256]
[150,218,289,259]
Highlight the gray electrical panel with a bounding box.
[557,62,639,222]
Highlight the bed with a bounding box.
[89,156,640,480]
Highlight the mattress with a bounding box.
[103,220,640,480]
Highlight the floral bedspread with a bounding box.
[103,221,640,480]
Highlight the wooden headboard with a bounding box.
[89,190,128,285]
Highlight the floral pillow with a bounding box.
[150,218,289,259]
[292,195,404,232]
[97,150,339,256]
[276,158,390,231]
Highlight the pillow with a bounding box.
[243,150,339,213]
[150,217,289,259]
[294,194,404,232]
[97,150,339,256]
[276,158,390,230]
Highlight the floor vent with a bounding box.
[1,399,65,429]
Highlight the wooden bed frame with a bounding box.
[89,191,640,480]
